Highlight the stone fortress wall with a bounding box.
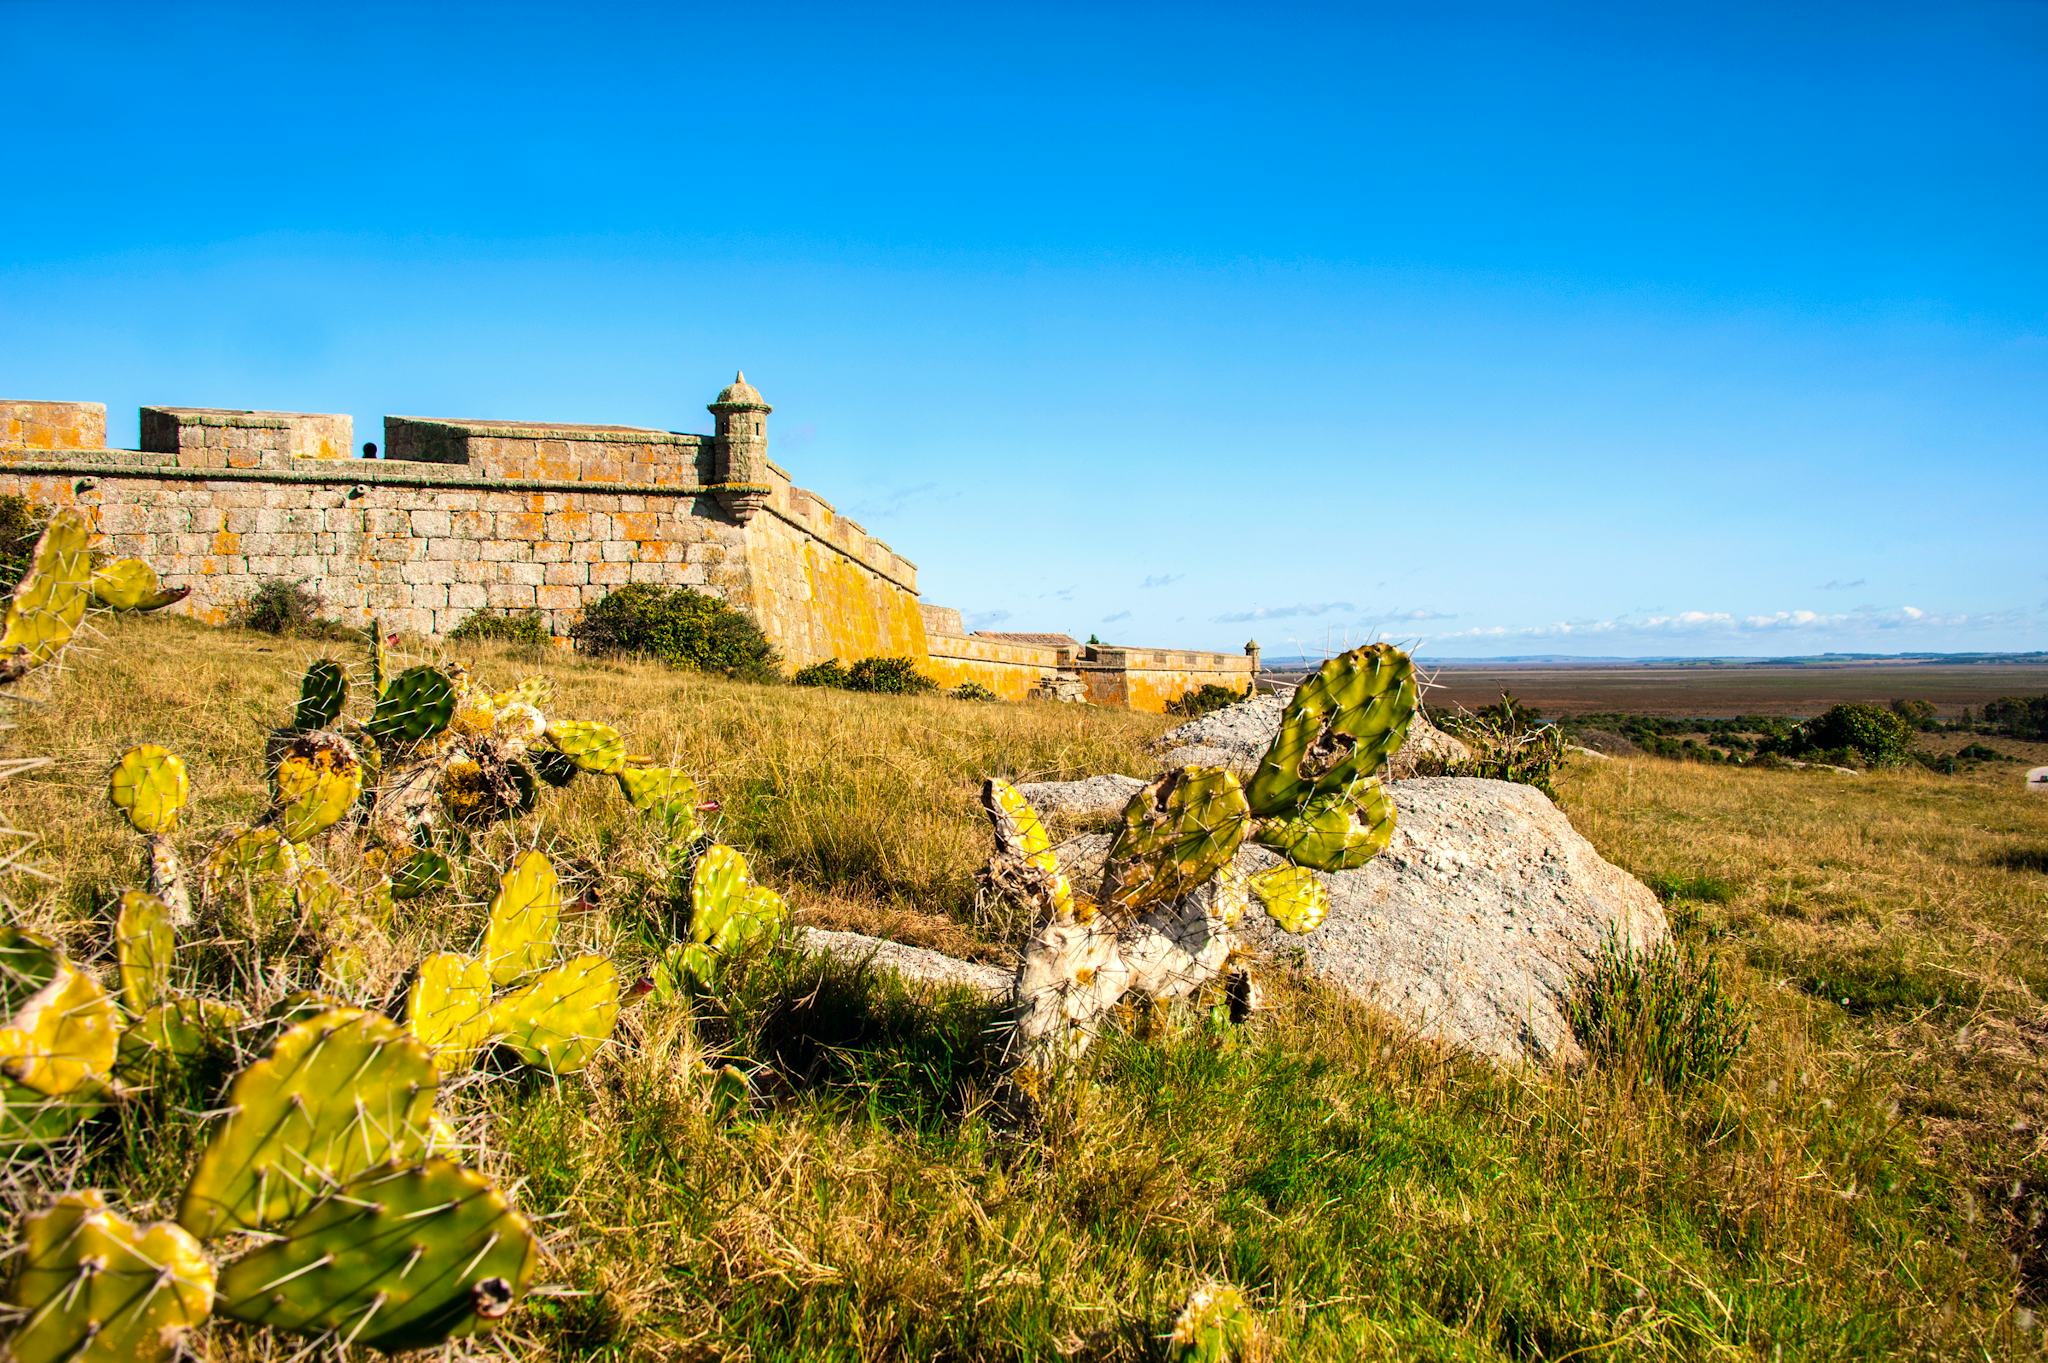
[0,379,1250,712]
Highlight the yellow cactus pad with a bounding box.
[203,825,301,922]
[115,889,175,1014]
[3,1191,216,1363]
[270,732,364,843]
[0,508,92,680]
[407,951,497,1069]
[983,778,1075,918]
[1247,864,1330,935]
[617,766,701,834]
[483,850,561,986]
[547,718,627,774]
[489,954,620,1074]
[89,556,188,612]
[0,932,120,1097]
[108,743,189,835]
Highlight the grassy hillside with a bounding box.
[3,616,2045,1360]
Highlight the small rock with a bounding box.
[797,927,1009,998]
[1153,693,1470,779]
[1017,773,1147,819]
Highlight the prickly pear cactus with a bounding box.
[407,951,496,1069]
[1245,642,1416,816]
[114,888,174,1013]
[544,718,626,774]
[115,997,244,1080]
[617,766,701,835]
[2,1191,216,1363]
[0,509,92,683]
[391,845,454,900]
[293,658,348,730]
[982,777,1076,919]
[88,556,189,613]
[203,824,300,922]
[489,953,620,1074]
[366,664,457,747]
[1100,766,1252,913]
[215,1158,536,1351]
[108,743,188,835]
[483,850,561,985]
[690,845,788,953]
[0,927,120,1098]
[179,1008,437,1239]
[1251,778,1395,872]
[1246,864,1330,934]
[1168,1282,1259,1363]
[270,730,364,843]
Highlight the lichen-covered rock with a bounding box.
[797,927,1009,998]
[1017,773,1147,819]
[1153,693,1469,779]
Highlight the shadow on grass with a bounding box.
[1990,846,2048,874]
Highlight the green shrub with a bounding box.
[1432,694,1569,797]
[448,608,552,646]
[1567,935,1748,1090]
[1166,683,1244,718]
[1980,694,2048,740]
[951,681,998,702]
[234,578,353,639]
[792,658,851,689]
[1768,703,1914,768]
[0,494,50,595]
[570,584,779,681]
[844,656,936,695]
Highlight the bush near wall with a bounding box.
[0,494,49,595]
[570,584,780,682]
[449,608,552,646]
[788,655,940,695]
[234,578,357,640]
[1166,683,1243,718]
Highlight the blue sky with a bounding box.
[2,1,2042,658]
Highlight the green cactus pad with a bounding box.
[1252,777,1397,873]
[1168,1282,1257,1363]
[1246,643,1416,816]
[406,952,496,1070]
[115,997,245,1082]
[216,1158,536,1351]
[294,658,349,730]
[1100,767,1252,913]
[271,730,364,843]
[114,888,174,1014]
[483,850,561,986]
[391,846,454,900]
[203,825,301,921]
[617,766,701,835]
[88,556,189,613]
[1246,864,1331,934]
[488,954,620,1074]
[179,1007,437,1240]
[366,664,457,746]
[108,743,189,835]
[690,844,790,960]
[0,1077,104,1152]
[982,778,1076,919]
[2,1190,216,1363]
[0,509,92,681]
[544,718,626,774]
[0,928,120,1097]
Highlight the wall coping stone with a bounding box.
[141,407,303,430]
[389,415,709,447]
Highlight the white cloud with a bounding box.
[1213,601,1355,623]
[1435,603,1994,642]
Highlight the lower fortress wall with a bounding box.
[0,387,1252,710]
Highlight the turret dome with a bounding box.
[710,370,770,410]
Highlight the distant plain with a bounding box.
[1406,662,2048,718]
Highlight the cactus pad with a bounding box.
[0,509,92,681]
[366,664,456,747]
[203,825,301,921]
[108,744,188,835]
[179,1007,437,1240]
[1252,778,1396,873]
[89,556,189,613]
[114,889,174,1014]
[0,1078,104,1152]
[686,845,789,975]
[483,850,561,986]
[489,954,619,1074]
[617,766,701,835]
[391,846,454,900]
[3,1191,216,1363]
[294,658,348,730]
[1246,643,1416,816]
[1100,767,1252,913]
[529,744,579,787]
[271,731,364,843]
[1246,864,1330,934]
[216,1158,536,1351]
[981,778,1076,920]
[1168,1282,1257,1363]
[406,952,496,1070]
[115,997,245,1080]
[544,719,626,774]
[0,928,120,1097]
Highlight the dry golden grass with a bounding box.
[3,616,2046,1361]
